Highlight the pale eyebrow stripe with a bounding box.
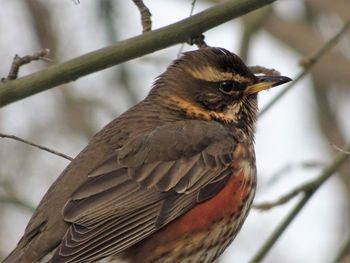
[187,65,250,83]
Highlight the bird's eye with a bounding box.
[219,81,235,94]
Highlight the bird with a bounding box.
[4,47,291,263]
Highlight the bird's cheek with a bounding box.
[229,91,244,101]
[203,92,222,104]
[196,93,223,111]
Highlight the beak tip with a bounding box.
[247,75,292,95]
[256,75,292,87]
[272,76,292,87]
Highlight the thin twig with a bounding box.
[131,0,152,33]
[0,133,73,161]
[189,0,197,17]
[249,144,350,263]
[187,34,208,48]
[253,181,314,210]
[178,0,198,56]
[259,19,350,117]
[258,160,325,191]
[1,48,51,82]
[249,65,280,76]
[331,143,350,155]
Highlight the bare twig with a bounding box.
[331,143,350,155]
[189,0,197,16]
[258,161,325,191]
[187,34,208,48]
[131,0,152,33]
[253,181,315,210]
[259,19,350,117]
[178,0,199,56]
[0,133,73,161]
[249,144,350,263]
[254,159,331,210]
[1,48,51,82]
[249,65,280,76]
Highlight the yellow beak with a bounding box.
[246,75,292,95]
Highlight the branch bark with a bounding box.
[0,0,277,108]
[131,0,152,33]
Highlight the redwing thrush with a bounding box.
[4,47,291,263]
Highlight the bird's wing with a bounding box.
[56,120,237,262]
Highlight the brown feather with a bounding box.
[4,47,261,263]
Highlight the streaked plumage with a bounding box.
[4,47,290,263]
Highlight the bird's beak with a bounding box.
[245,75,292,95]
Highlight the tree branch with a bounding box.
[249,144,350,263]
[0,133,73,161]
[0,0,277,108]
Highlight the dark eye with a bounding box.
[219,81,235,94]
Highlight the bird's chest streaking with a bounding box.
[122,142,256,263]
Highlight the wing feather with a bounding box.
[53,120,238,262]
[61,202,160,258]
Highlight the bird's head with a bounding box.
[150,47,291,137]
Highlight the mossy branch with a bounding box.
[0,0,277,108]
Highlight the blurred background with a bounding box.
[0,0,349,262]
